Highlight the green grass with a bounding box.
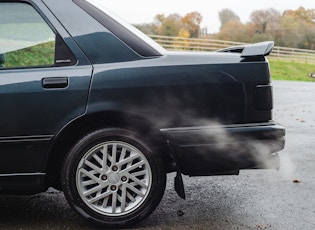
[3,41,55,68]
[269,59,315,82]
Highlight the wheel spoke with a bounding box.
[119,184,127,212]
[88,190,111,204]
[82,179,98,187]
[100,145,108,171]
[84,159,101,174]
[112,192,117,214]
[126,190,136,202]
[102,196,109,208]
[116,153,139,167]
[120,160,145,174]
[93,154,103,167]
[128,173,148,188]
[83,181,109,197]
[79,168,100,183]
[111,143,117,165]
[126,183,145,197]
[132,170,147,177]
[119,147,127,162]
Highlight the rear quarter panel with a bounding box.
[87,54,253,128]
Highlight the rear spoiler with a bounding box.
[218,41,274,57]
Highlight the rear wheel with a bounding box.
[62,128,166,228]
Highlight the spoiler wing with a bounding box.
[218,41,274,57]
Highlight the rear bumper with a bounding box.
[161,121,285,176]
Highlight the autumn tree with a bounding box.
[134,6,315,50]
[216,21,252,43]
[181,11,203,38]
[135,11,203,38]
[134,23,157,35]
[154,13,183,37]
[283,7,315,49]
[217,6,315,50]
[284,7,315,24]
[174,28,191,49]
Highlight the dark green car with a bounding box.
[0,0,285,228]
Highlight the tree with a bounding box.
[174,28,191,49]
[181,11,203,38]
[304,26,315,50]
[142,11,203,38]
[177,28,190,38]
[284,7,315,25]
[154,13,183,37]
[278,8,315,49]
[250,8,281,34]
[216,21,252,43]
[218,9,240,29]
[278,14,307,48]
[216,6,315,50]
[134,23,157,35]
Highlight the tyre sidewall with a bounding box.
[61,128,166,228]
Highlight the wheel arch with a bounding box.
[45,110,174,190]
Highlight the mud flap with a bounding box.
[166,140,186,199]
[175,172,186,199]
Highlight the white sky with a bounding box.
[102,0,314,33]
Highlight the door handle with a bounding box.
[42,77,68,89]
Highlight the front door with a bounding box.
[0,2,92,174]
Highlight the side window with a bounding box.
[0,3,55,68]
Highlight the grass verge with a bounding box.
[269,59,315,82]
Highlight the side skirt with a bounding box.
[0,173,47,195]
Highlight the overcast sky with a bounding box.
[102,0,314,33]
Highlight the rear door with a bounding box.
[0,1,92,174]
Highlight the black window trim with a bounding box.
[0,0,77,69]
[73,0,163,58]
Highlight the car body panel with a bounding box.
[0,0,285,194]
[0,0,93,177]
[87,57,246,125]
[0,66,92,174]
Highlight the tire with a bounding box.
[61,128,166,228]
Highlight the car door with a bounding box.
[0,1,92,174]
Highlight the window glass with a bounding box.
[83,0,165,54]
[0,3,55,68]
